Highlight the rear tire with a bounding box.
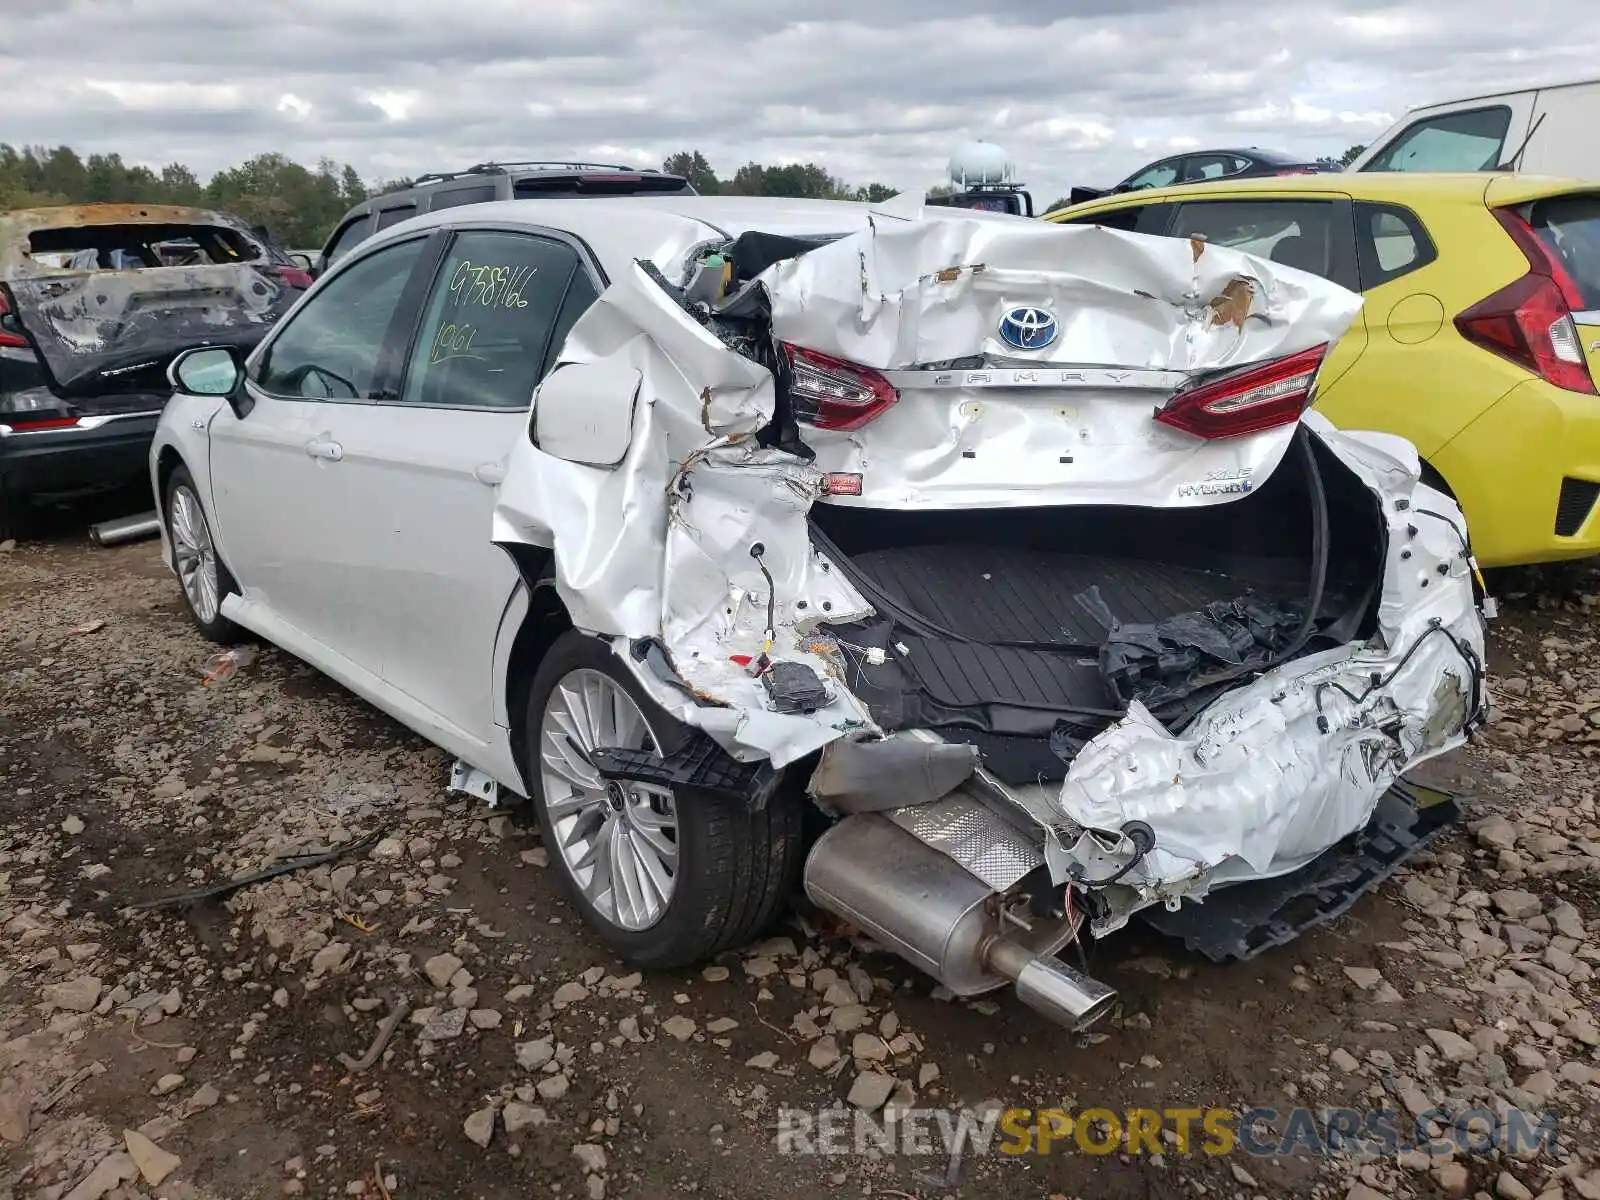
[524,630,805,969]
[163,465,246,644]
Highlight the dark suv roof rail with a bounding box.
[470,161,662,174]
[408,162,664,187]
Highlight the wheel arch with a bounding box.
[153,443,187,568]
[155,444,185,505]
[499,545,574,793]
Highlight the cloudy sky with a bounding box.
[2,0,1596,200]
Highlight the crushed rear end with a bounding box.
[494,204,1487,1028]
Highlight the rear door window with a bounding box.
[428,184,498,211]
[1167,199,1341,281]
[1364,107,1512,172]
[1526,194,1600,308]
[375,204,418,231]
[1181,154,1236,182]
[398,230,586,410]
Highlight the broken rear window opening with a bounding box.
[806,427,1397,785]
[25,222,264,270]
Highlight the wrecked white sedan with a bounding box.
[150,195,1487,1031]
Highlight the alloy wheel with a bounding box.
[538,668,679,931]
[169,484,220,624]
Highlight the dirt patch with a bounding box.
[2,531,1597,1200]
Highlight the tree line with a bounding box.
[0,144,907,249]
[0,145,379,248]
[661,151,900,202]
[0,141,1373,251]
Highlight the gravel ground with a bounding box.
[2,526,1599,1200]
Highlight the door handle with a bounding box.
[473,461,506,485]
[306,437,343,462]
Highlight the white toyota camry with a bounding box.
[151,194,1487,1029]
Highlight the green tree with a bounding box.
[662,150,720,194]
[854,183,900,203]
[1340,144,1366,167]
[159,163,203,205]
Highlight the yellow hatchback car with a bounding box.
[1046,174,1600,567]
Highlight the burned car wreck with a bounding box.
[0,203,303,534]
[492,200,1488,1031]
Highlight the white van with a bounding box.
[1349,77,1600,177]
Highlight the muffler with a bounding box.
[804,812,1116,1031]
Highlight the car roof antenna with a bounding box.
[1500,112,1546,172]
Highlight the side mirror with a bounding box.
[289,252,314,271]
[533,363,641,467]
[169,346,251,418]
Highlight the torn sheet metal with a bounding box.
[493,259,876,767]
[754,218,1363,510]
[1043,413,1485,929]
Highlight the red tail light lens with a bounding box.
[782,344,899,431]
[1155,344,1327,439]
[0,291,27,349]
[268,265,315,290]
[6,416,80,431]
[1454,208,1595,396]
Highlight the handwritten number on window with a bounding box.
[447,260,535,309]
[430,322,480,364]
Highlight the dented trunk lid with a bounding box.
[0,263,295,397]
[760,217,1364,509]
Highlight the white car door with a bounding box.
[318,225,601,762]
[208,236,431,658]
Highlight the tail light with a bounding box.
[0,291,27,349]
[267,265,315,290]
[782,344,899,431]
[1454,208,1595,395]
[1155,344,1327,439]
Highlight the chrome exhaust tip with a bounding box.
[89,511,161,547]
[982,937,1117,1031]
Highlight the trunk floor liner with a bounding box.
[896,635,1110,710]
[848,544,1294,646]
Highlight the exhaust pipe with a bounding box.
[89,511,161,547]
[804,812,1117,1031]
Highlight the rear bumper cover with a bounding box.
[0,410,161,497]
